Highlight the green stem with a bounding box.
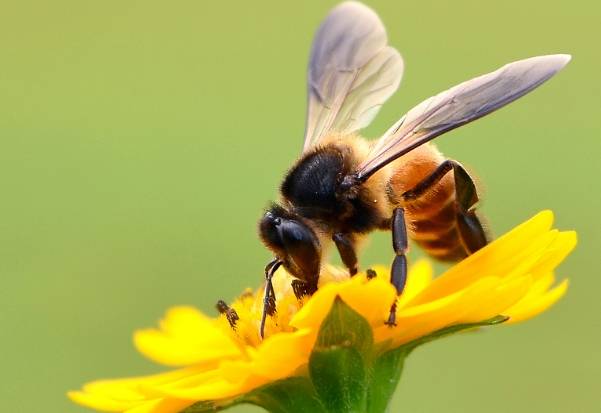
[365,348,409,413]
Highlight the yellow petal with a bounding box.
[68,367,202,412]
[134,306,242,367]
[374,277,500,346]
[68,390,140,412]
[530,231,577,279]
[459,275,532,323]
[217,360,253,384]
[152,373,262,401]
[141,365,260,401]
[290,275,396,330]
[408,210,555,305]
[500,230,560,281]
[397,259,433,309]
[251,329,314,379]
[505,272,554,312]
[505,279,569,323]
[528,272,556,296]
[125,398,193,413]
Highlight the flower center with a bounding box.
[215,266,356,347]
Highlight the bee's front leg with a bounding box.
[333,233,358,276]
[260,258,282,338]
[386,207,408,326]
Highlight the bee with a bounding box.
[257,1,570,336]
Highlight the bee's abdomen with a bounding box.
[386,145,469,261]
[385,144,486,262]
[405,193,468,262]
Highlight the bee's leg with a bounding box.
[264,258,280,302]
[452,165,488,254]
[260,258,282,339]
[333,233,358,276]
[401,160,455,202]
[386,207,408,326]
[456,210,488,254]
[402,159,488,254]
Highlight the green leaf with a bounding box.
[308,297,374,413]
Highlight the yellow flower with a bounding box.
[69,211,575,413]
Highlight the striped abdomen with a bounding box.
[386,144,475,261]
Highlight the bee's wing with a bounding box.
[355,54,571,180]
[303,1,404,151]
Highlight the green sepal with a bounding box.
[181,377,328,413]
[313,296,374,353]
[245,377,328,413]
[181,400,234,413]
[365,345,410,413]
[308,297,374,413]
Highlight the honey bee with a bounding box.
[257,1,570,336]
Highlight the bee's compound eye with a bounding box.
[277,220,320,283]
[259,209,286,251]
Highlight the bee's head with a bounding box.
[258,203,321,284]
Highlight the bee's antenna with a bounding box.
[260,258,282,339]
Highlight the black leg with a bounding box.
[452,165,488,254]
[333,233,358,276]
[456,207,488,254]
[387,207,409,326]
[260,258,282,338]
[450,161,479,210]
[402,159,488,254]
[264,258,279,303]
[402,160,477,207]
[401,160,454,202]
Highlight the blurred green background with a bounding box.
[1,0,599,412]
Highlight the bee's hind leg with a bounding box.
[452,164,488,254]
[386,207,409,326]
[402,159,488,255]
[456,209,488,254]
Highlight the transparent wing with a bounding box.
[303,1,404,151]
[355,54,571,180]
